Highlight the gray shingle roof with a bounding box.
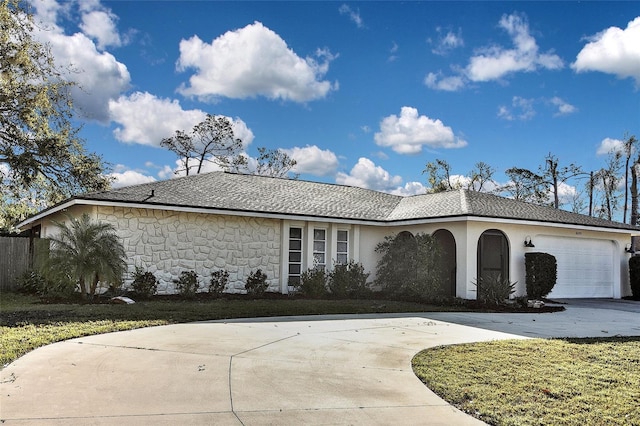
[75,172,637,230]
[83,172,402,221]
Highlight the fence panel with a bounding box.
[0,237,30,291]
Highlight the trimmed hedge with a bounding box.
[629,256,640,298]
[525,252,557,299]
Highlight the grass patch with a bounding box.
[2,292,455,367]
[412,338,640,425]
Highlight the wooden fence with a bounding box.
[0,236,31,291]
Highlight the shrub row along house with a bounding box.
[18,171,640,299]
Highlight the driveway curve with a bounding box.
[2,300,639,425]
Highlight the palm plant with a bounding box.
[46,213,127,300]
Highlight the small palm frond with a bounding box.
[45,213,127,299]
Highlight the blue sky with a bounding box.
[29,1,640,205]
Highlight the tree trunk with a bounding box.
[602,174,612,220]
[631,164,639,226]
[588,171,594,217]
[624,156,630,223]
[89,272,99,300]
[79,277,87,300]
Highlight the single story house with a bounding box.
[18,171,640,299]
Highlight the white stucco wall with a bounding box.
[30,203,634,299]
[356,219,633,299]
[95,206,281,294]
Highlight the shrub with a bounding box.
[297,268,328,298]
[375,232,443,301]
[629,256,640,298]
[130,266,158,298]
[525,252,557,299]
[17,269,75,298]
[173,270,199,298]
[245,269,268,296]
[209,269,229,296]
[328,260,370,299]
[473,273,516,305]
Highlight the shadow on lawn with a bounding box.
[561,336,640,344]
[1,292,565,328]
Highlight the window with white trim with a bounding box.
[288,227,303,286]
[313,228,326,270]
[336,230,349,264]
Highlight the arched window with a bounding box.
[477,229,509,297]
[433,229,456,297]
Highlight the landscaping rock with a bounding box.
[110,296,135,304]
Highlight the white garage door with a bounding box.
[534,236,615,298]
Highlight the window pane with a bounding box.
[337,254,348,264]
[313,241,325,252]
[290,240,301,250]
[289,252,301,262]
[314,253,325,264]
[314,229,325,240]
[290,227,302,239]
[289,264,301,275]
[337,242,347,253]
[337,230,348,241]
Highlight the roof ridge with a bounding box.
[460,188,471,214]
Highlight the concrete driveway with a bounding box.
[1,299,639,425]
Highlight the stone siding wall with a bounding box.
[97,206,281,294]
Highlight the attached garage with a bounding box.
[535,236,616,298]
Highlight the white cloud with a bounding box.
[374,107,467,154]
[596,137,624,156]
[30,1,131,122]
[572,17,640,85]
[157,165,175,180]
[432,28,464,55]
[176,22,337,102]
[110,170,157,188]
[549,97,577,116]
[557,181,579,206]
[388,41,398,62]
[339,4,364,29]
[426,13,563,91]
[283,145,339,176]
[389,181,427,196]
[466,13,563,82]
[424,72,466,91]
[335,158,403,192]
[109,92,206,146]
[497,96,536,121]
[108,92,255,148]
[79,9,122,49]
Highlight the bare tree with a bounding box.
[161,115,245,175]
[251,148,298,179]
[504,153,584,209]
[594,150,623,221]
[422,159,458,193]
[502,167,549,205]
[468,162,496,192]
[621,134,638,223]
[631,163,639,226]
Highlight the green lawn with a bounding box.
[1,292,448,367]
[413,338,640,426]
